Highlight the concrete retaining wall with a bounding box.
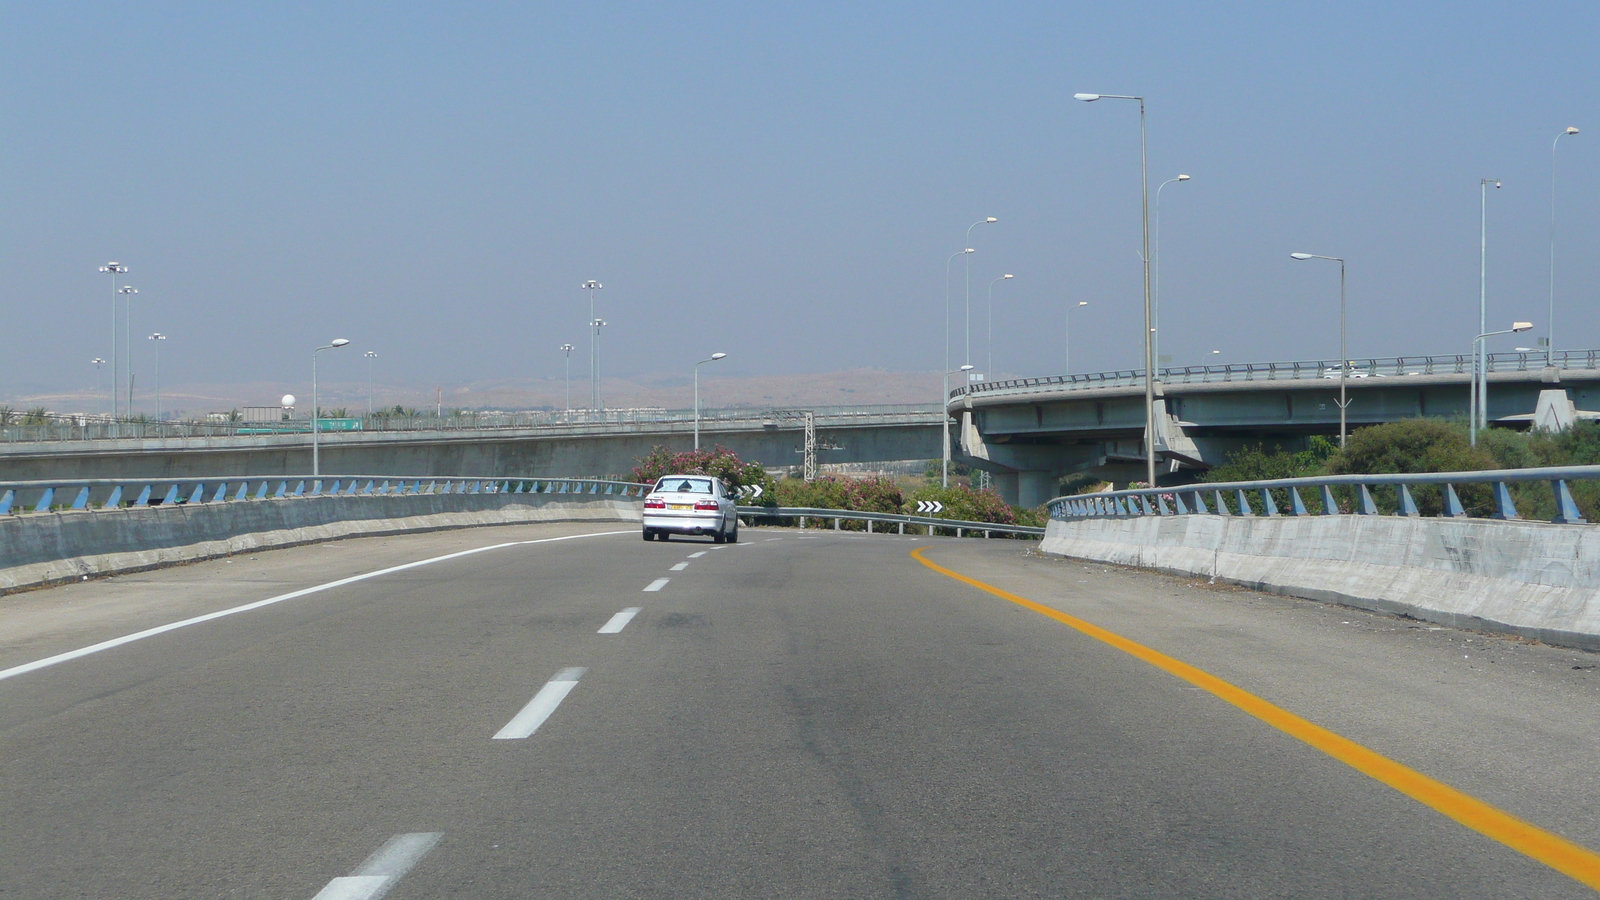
[1041,514,1600,650]
[0,493,641,595]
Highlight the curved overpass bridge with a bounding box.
[951,350,1600,507]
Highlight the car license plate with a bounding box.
[669,503,693,510]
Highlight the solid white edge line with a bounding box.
[311,831,442,900]
[0,531,634,684]
[643,577,670,592]
[597,607,642,634]
[493,667,586,739]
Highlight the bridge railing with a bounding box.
[1048,465,1600,525]
[957,350,1600,399]
[738,505,1044,538]
[0,476,652,515]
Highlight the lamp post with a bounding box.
[1076,92,1156,486]
[1548,126,1579,367]
[311,338,351,478]
[362,351,378,416]
[1290,253,1349,448]
[582,280,602,408]
[964,217,997,366]
[118,285,138,415]
[1153,174,1190,368]
[147,333,166,420]
[591,319,607,411]
[942,248,974,488]
[942,365,975,488]
[1473,178,1502,439]
[694,352,728,450]
[99,262,128,417]
[560,343,576,412]
[1065,301,1089,373]
[91,358,106,416]
[985,273,1014,377]
[1472,322,1534,446]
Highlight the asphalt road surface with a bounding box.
[5,521,1600,898]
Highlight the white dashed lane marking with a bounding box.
[643,578,670,592]
[310,832,442,900]
[670,562,689,571]
[598,608,642,634]
[493,668,587,740]
[688,551,707,558]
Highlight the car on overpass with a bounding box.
[642,475,739,543]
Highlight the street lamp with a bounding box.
[1471,322,1534,446]
[591,319,607,411]
[694,352,728,450]
[1076,91,1157,486]
[985,273,1014,377]
[1153,174,1190,368]
[118,285,138,415]
[91,358,106,416]
[582,280,602,408]
[99,262,128,417]
[1065,301,1089,373]
[964,217,998,366]
[1548,126,1579,366]
[1474,178,1502,440]
[560,343,576,413]
[942,365,975,488]
[147,333,166,420]
[311,338,351,478]
[1290,253,1350,448]
[363,351,378,416]
[942,248,975,489]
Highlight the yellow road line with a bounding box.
[910,546,1600,891]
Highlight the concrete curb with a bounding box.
[1041,515,1600,651]
[0,493,641,595]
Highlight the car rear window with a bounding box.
[656,477,713,494]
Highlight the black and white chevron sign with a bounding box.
[737,484,764,499]
[915,500,944,514]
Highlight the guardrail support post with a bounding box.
[833,517,840,530]
[1172,493,1188,514]
[1288,487,1309,516]
[1189,490,1208,514]
[1396,484,1420,517]
[1234,489,1253,516]
[1552,480,1586,524]
[899,521,905,534]
[1444,484,1466,517]
[1212,490,1230,515]
[1319,485,1338,515]
[1357,485,1378,515]
[1491,482,1518,520]
[71,487,90,510]
[1259,488,1278,517]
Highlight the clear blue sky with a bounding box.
[3,1,1596,400]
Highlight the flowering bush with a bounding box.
[632,445,776,499]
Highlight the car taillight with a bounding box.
[693,500,720,511]
[644,498,666,509]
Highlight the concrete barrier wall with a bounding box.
[1041,514,1600,651]
[0,493,641,595]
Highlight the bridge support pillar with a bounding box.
[989,471,1059,509]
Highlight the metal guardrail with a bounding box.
[0,404,944,445]
[0,476,652,515]
[1048,465,1600,525]
[955,350,1600,400]
[738,505,1044,538]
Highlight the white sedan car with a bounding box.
[642,475,740,543]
